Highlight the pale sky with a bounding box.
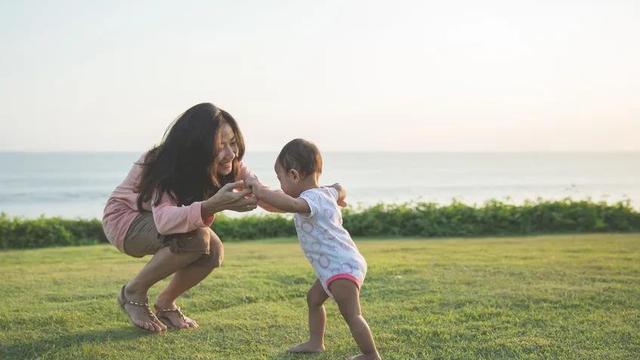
[0,0,638,152]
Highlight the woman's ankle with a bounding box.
[155,292,178,308]
[124,282,149,300]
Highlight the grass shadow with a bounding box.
[1,326,156,358]
[267,350,326,360]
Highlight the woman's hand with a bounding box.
[244,174,260,192]
[202,180,258,216]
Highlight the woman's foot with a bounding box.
[154,299,198,329]
[348,353,381,360]
[288,341,325,353]
[118,285,167,332]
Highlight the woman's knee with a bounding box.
[208,230,224,266]
[194,227,212,250]
[192,230,223,268]
[167,227,211,255]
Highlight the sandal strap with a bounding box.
[118,285,163,328]
[155,306,186,320]
[120,285,151,308]
[126,299,149,307]
[125,300,156,318]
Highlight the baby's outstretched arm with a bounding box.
[243,174,286,212]
[246,179,311,214]
[330,183,348,207]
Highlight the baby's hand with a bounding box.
[244,175,259,191]
[331,183,347,207]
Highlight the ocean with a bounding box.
[0,152,638,219]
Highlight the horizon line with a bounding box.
[1,150,639,154]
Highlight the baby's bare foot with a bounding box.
[348,353,381,360]
[288,341,325,353]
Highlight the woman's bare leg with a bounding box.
[155,229,224,328]
[123,229,210,331]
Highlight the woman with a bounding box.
[102,103,262,332]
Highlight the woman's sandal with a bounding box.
[117,285,164,332]
[155,305,197,329]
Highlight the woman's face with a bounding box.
[215,122,239,176]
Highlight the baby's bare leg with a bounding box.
[329,279,380,360]
[288,279,329,353]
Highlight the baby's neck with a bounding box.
[298,175,320,193]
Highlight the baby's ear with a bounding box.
[289,169,301,181]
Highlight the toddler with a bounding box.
[246,138,380,360]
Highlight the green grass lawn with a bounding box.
[1,234,639,359]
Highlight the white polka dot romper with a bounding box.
[294,187,367,297]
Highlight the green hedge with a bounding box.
[1,199,639,249]
[342,199,640,236]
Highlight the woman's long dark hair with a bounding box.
[136,103,245,210]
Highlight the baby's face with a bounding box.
[274,162,299,197]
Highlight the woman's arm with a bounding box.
[152,180,257,235]
[201,180,258,217]
[152,192,210,235]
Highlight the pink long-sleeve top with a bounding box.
[102,152,253,252]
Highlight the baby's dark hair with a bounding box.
[276,138,323,177]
